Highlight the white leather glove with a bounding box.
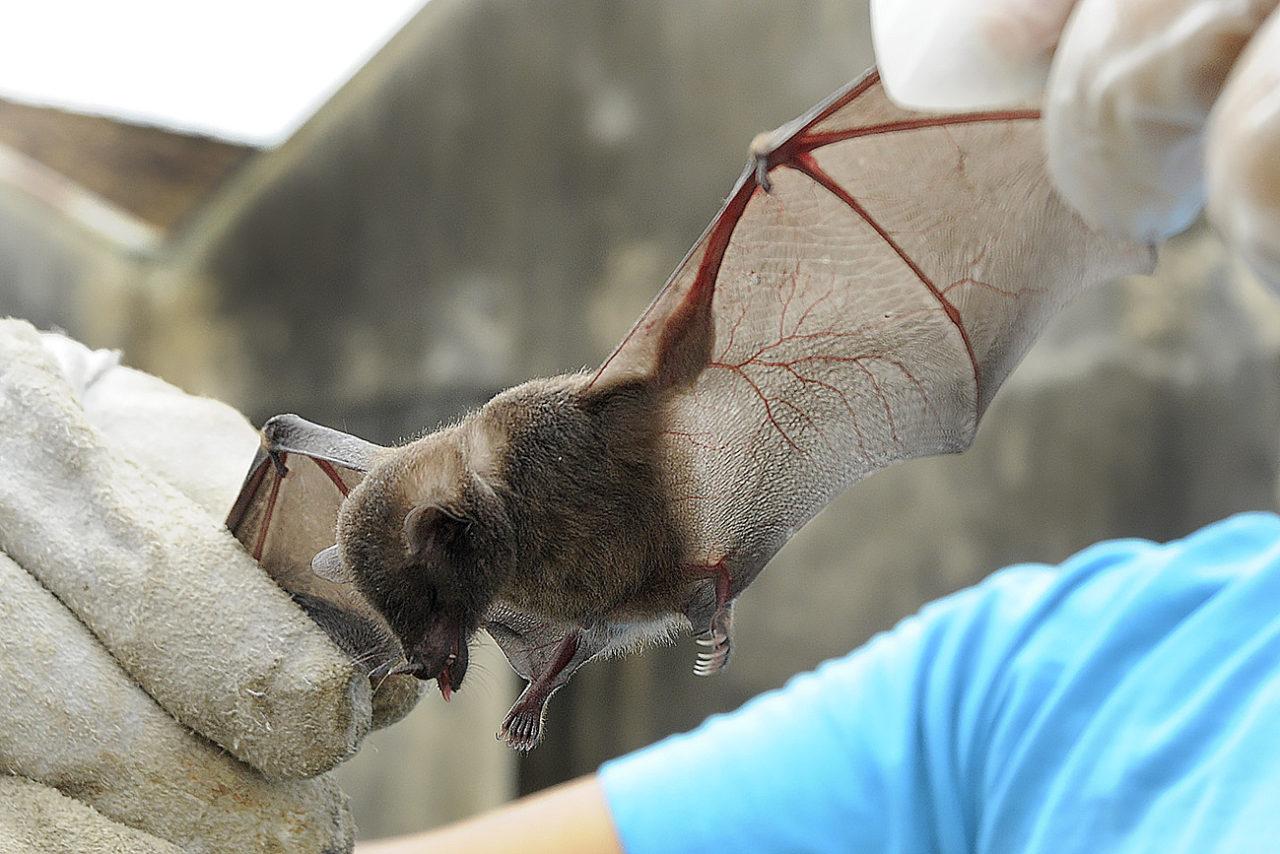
[0,319,413,852]
[873,0,1280,289]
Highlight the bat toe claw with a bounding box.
[499,701,547,751]
[692,627,731,677]
[689,593,734,676]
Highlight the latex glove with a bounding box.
[0,319,414,852]
[872,0,1280,289]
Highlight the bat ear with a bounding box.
[403,505,468,559]
[311,545,352,584]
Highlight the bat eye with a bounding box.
[404,504,470,557]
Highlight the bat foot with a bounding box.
[498,694,548,751]
[686,561,735,676]
[692,603,732,676]
[693,629,730,676]
[490,630,586,751]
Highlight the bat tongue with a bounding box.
[437,631,464,702]
[438,668,453,702]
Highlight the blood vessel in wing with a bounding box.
[595,69,1152,614]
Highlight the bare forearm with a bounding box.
[356,775,623,854]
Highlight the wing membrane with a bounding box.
[597,69,1153,577]
[227,425,422,724]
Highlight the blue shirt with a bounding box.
[599,512,1280,853]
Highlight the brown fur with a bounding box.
[334,372,688,668]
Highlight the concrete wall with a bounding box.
[3,0,1278,840]
[139,0,879,421]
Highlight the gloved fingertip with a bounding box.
[1206,10,1280,292]
[979,0,1078,66]
[370,673,424,730]
[1042,0,1214,241]
[872,0,1056,110]
[1044,103,1205,242]
[1041,0,1279,242]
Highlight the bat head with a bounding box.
[333,429,514,699]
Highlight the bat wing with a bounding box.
[226,416,421,721]
[227,415,374,595]
[594,69,1155,592]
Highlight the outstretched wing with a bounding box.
[594,69,1154,584]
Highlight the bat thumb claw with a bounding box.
[755,159,773,193]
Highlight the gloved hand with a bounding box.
[872,0,1280,289]
[0,319,416,853]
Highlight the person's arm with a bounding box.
[356,775,622,854]
[594,561,1077,854]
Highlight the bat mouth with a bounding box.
[395,622,469,701]
[437,638,464,702]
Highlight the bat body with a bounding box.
[328,373,691,704]
[228,70,1154,749]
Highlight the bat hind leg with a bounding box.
[686,561,734,677]
[500,684,555,752]
[498,631,585,751]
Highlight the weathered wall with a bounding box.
[143,0,879,420]
[2,0,1278,841]
[0,184,142,333]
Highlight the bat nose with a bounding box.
[387,660,432,679]
[400,642,453,682]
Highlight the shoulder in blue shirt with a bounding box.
[600,513,1280,853]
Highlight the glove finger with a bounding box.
[1045,0,1278,240]
[0,320,370,780]
[873,0,1077,110]
[51,333,425,730]
[371,674,426,729]
[290,592,424,728]
[0,776,183,854]
[0,551,355,853]
[74,347,263,518]
[1207,6,1280,291]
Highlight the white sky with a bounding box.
[0,1,429,147]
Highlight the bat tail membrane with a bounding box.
[484,615,615,750]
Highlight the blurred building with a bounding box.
[2,0,1279,842]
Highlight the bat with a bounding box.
[227,69,1154,750]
